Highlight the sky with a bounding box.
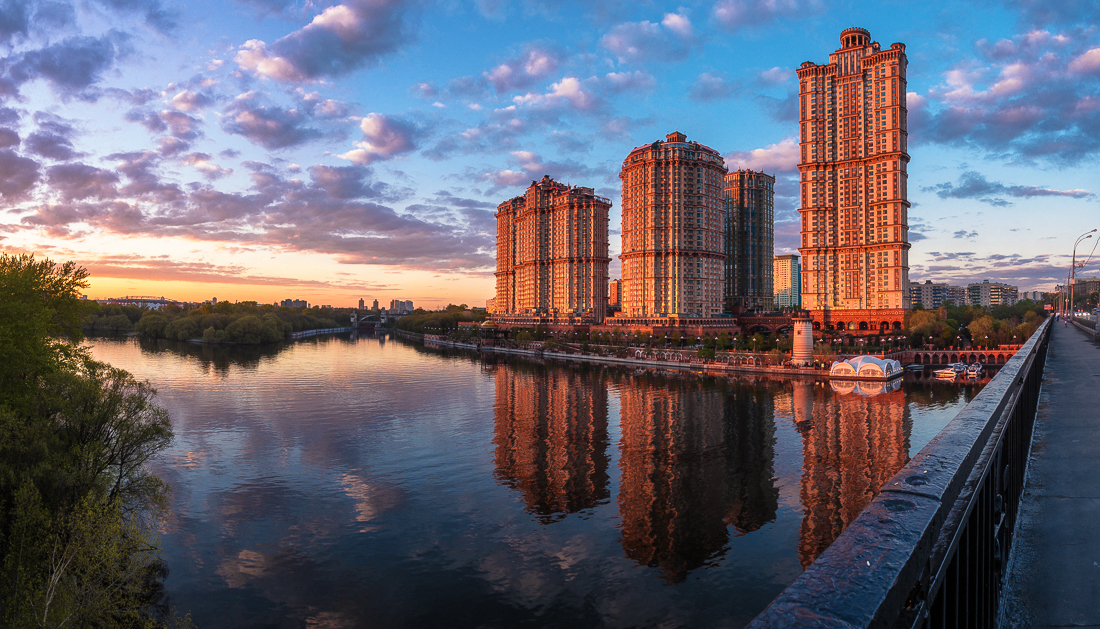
[1,0,1098,308]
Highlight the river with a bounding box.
[88,333,986,628]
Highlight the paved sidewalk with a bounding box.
[1000,322,1100,628]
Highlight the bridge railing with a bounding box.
[749,316,1051,628]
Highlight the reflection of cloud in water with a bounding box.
[340,472,403,531]
[217,549,271,588]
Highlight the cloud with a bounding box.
[600,12,695,63]
[235,0,415,83]
[0,149,39,199]
[953,230,978,239]
[234,0,295,18]
[410,82,438,99]
[97,0,178,33]
[181,153,234,180]
[223,101,322,149]
[0,128,18,148]
[689,72,737,102]
[513,76,601,112]
[712,0,820,31]
[926,171,1093,205]
[484,44,560,93]
[338,113,419,164]
[25,113,79,160]
[600,70,656,93]
[914,31,1100,162]
[169,90,211,112]
[1068,48,1100,74]
[46,163,119,200]
[308,164,385,199]
[1001,0,1100,27]
[757,66,790,85]
[10,31,131,98]
[724,137,799,173]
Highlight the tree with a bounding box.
[0,254,185,627]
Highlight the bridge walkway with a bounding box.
[1000,322,1100,627]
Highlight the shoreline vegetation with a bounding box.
[83,299,356,345]
[0,254,192,627]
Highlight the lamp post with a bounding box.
[1070,229,1096,319]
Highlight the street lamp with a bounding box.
[1070,229,1096,318]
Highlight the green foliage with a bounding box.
[396,305,487,334]
[136,313,169,339]
[113,302,348,345]
[0,254,183,627]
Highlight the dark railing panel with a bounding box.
[749,318,1051,628]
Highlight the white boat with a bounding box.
[933,367,957,379]
[967,363,982,377]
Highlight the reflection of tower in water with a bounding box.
[492,363,610,522]
[793,380,911,568]
[617,376,780,583]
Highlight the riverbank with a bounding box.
[415,332,835,379]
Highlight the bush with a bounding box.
[165,317,200,341]
[136,313,169,338]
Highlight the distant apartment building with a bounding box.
[967,280,1018,307]
[608,279,622,307]
[946,284,967,305]
[359,298,365,310]
[388,299,414,313]
[486,297,496,313]
[372,299,379,310]
[773,254,801,308]
[493,175,611,325]
[909,280,946,309]
[281,298,308,308]
[1020,290,1046,302]
[1072,278,1100,299]
[798,27,910,331]
[726,169,776,311]
[105,296,178,310]
[614,132,728,322]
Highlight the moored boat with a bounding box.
[933,367,957,379]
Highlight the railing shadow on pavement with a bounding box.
[748,317,1052,629]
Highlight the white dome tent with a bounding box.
[829,356,903,380]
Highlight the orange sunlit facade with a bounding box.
[798,27,910,332]
[617,375,779,582]
[614,132,728,323]
[791,380,909,568]
[491,361,610,522]
[493,175,611,325]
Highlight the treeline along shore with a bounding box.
[83,299,354,345]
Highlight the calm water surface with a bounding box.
[88,334,987,629]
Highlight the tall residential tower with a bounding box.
[493,176,611,325]
[797,27,910,331]
[615,132,728,321]
[725,169,776,312]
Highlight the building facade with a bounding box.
[774,254,801,308]
[1020,290,1045,302]
[797,27,910,331]
[909,280,948,309]
[726,169,776,311]
[967,280,1018,308]
[614,132,728,322]
[609,279,622,308]
[493,175,612,325]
